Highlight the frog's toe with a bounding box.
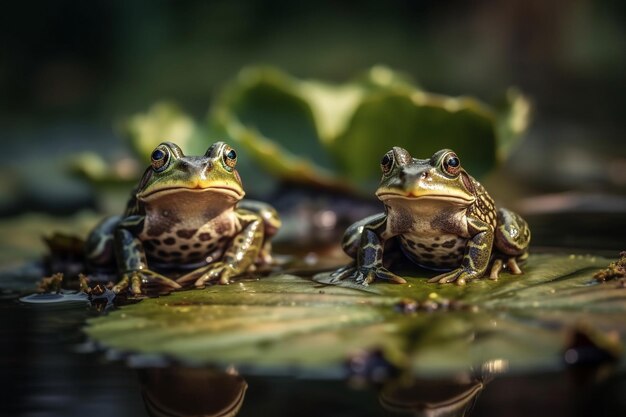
[112,276,130,294]
[330,265,357,282]
[375,267,407,284]
[112,272,143,295]
[489,256,524,279]
[428,270,458,284]
[507,258,523,275]
[137,270,181,291]
[191,264,236,287]
[176,270,199,284]
[178,267,222,286]
[489,259,504,280]
[428,269,470,285]
[193,272,217,287]
[354,271,367,285]
[330,263,355,278]
[115,270,181,295]
[332,268,368,285]
[329,265,405,286]
[131,274,142,294]
[146,273,182,290]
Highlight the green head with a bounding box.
[135,141,245,205]
[376,147,476,205]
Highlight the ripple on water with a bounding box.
[19,292,89,305]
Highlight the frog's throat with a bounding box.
[376,192,474,205]
[139,186,244,202]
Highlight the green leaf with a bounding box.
[211,66,530,193]
[329,92,497,181]
[216,67,333,170]
[493,88,532,159]
[121,102,203,164]
[85,254,625,377]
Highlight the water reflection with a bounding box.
[378,360,505,417]
[132,360,507,417]
[380,378,484,416]
[138,367,247,417]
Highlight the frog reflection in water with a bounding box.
[332,147,530,285]
[85,141,280,295]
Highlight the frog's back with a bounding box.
[466,177,497,229]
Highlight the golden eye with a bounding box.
[151,146,170,172]
[380,152,394,175]
[223,147,237,169]
[442,152,461,176]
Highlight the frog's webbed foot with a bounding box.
[330,264,406,286]
[177,262,237,287]
[113,269,181,295]
[428,268,479,286]
[489,257,524,280]
[330,263,356,280]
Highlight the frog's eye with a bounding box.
[380,152,394,175]
[222,147,237,169]
[442,152,461,176]
[151,146,170,172]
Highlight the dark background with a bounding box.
[1,0,625,215]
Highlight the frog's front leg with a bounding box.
[428,217,494,285]
[332,215,406,286]
[113,216,182,295]
[177,211,264,287]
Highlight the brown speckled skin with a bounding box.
[84,141,280,294]
[333,147,530,286]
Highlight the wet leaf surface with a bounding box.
[85,253,626,377]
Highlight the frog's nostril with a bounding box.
[177,160,191,172]
[420,172,428,179]
[200,161,212,177]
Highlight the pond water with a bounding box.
[2,294,625,417]
[1,212,625,417]
[3,293,625,417]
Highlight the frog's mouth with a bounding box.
[376,191,474,205]
[139,185,245,202]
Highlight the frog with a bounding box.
[84,141,281,295]
[331,147,530,286]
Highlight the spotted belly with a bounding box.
[398,234,467,270]
[140,226,235,269]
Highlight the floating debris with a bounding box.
[593,251,626,283]
[36,272,64,293]
[28,272,116,309]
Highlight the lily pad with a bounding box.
[211,66,531,192]
[85,254,626,377]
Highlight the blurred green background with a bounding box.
[1,0,625,216]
